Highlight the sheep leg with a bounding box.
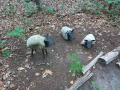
[34,49,36,52]
[45,49,47,54]
[31,49,34,56]
[42,49,45,57]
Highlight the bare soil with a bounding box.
[0,0,120,90]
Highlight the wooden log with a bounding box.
[67,71,93,90]
[99,46,120,65]
[82,52,104,74]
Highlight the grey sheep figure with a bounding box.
[61,26,75,40]
[81,34,95,48]
[27,34,55,57]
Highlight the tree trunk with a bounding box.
[35,0,41,11]
[108,3,112,10]
[99,46,120,65]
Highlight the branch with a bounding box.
[59,10,81,19]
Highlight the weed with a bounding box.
[60,86,62,90]
[25,19,33,26]
[22,81,25,85]
[0,40,7,49]
[68,54,84,73]
[44,7,56,14]
[110,21,116,26]
[97,85,101,89]
[102,47,106,50]
[47,62,52,66]
[6,25,26,39]
[2,49,10,57]
[91,81,96,85]
[21,0,38,16]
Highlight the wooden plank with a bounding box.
[82,52,104,74]
[67,71,93,90]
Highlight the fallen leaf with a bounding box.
[25,59,28,62]
[40,68,44,70]
[0,81,3,85]
[18,67,25,71]
[88,56,92,59]
[1,88,6,90]
[35,73,40,76]
[10,83,15,88]
[70,80,74,85]
[42,69,53,78]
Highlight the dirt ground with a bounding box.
[0,0,120,90]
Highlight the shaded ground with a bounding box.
[0,0,120,90]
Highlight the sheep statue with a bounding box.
[61,26,75,40]
[27,34,55,57]
[81,34,95,48]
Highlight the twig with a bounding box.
[60,0,65,15]
[59,11,81,19]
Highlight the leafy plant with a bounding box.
[91,81,96,85]
[21,0,38,16]
[6,25,26,39]
[110,21,116,26]
[68,54,84,73]
[60,86,62,90]
[4,3,16,13]
[47,62,52,66]
[0,40,7,49]
[44,7,56,14]
[25,19,33,26]
[97,85,101,89]
[2,49,10,57]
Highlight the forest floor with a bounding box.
[0,0,120,90]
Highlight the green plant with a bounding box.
[60,86,62,90]
[0,40,7,49]
[68,54,84,73]
[110,21,116,26]
[91,81,96,85]
[47,62,52,66]
[25,19,33,26]
[21,0,38,16]
[44,7,56,14]
[6,25,26,39]
[91,81,101,89]
[2,49,10,57]
[97,85,101,89]
[4,3,16,13]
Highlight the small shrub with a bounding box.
[6,25,26,39]
[44,7,56,14]
[2,49,10,57]
[68,54,84,73]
